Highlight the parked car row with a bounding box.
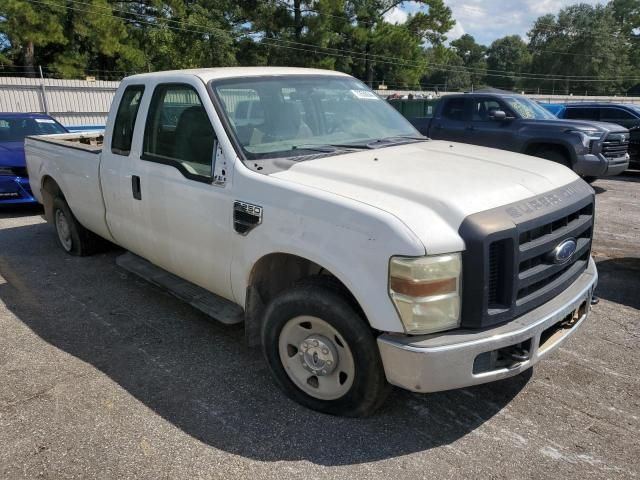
[388,90,631,182]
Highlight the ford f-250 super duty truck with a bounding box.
[394,91,630,182]
[26,68,598,417]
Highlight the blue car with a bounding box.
[0,113,68,205]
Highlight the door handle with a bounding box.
[132,175,141,200]
[466,126,475,131]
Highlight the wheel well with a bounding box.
[41,176,63,223]
[524,143,572,165]
[244,253,362,347]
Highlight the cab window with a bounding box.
[111,85,144,155]
[472,99,502,121]
[441,98,467,121]
[143,84,216,180]
[565,108,599,120]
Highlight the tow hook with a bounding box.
[502,346,530,363]
[590,295,600,306]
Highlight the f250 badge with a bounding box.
[233,201,263,235]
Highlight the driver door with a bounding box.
[468,96,518,150]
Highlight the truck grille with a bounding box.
[459,179,594,328]
[513,203,592,303]
[601,132,629,160]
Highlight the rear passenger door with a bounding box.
[429,97,471,142]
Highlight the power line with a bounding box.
[19,0,640,83]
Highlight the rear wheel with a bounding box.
[52,196,102,256]
[261,280,391,417]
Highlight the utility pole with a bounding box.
[38,66,49,115]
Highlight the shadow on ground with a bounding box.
[0,204,43,219]
[0,222,530,466]
[594,256,640,311]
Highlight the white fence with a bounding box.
[0,77,119,127]
[3,76,640,128]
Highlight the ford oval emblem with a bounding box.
[549,238,577,264]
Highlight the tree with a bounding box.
[422,45,470,91]
[0,0,66,76]
[486,35,531,90]
[527,3,632,95]
[450,34,486,88]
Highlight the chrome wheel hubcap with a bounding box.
[55,209,72,251]
[299,334,338,376]
[279,316,355,400]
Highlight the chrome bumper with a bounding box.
[377,257,598,393]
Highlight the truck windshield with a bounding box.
[502,97,557,120]
[211,75,421,160]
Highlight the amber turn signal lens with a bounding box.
[390,277,457,297]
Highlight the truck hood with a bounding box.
[270,140,580,254]
[518,118,627,134]
[0,142,26,168]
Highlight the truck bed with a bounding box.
[25,132,113,241]
[27,132,104,153]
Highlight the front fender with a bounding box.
[229,169,426,333]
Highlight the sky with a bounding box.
[383,0,604,46]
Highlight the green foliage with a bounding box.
[527,3,633,94]
[450,34,486,87]
[486,35,531,90]
[0,0,638,95]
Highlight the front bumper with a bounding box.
[574,153,629,177]
[0,175,37,205]
[377,257,598,393]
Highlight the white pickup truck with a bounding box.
[26,67,598,417]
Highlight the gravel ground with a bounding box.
[0,173,638,480]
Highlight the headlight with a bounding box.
[389,253,462,334]
[566,127,603,143]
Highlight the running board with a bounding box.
[116,252,244,325]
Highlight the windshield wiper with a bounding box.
[365,135,427,148]
[290,143,373,152]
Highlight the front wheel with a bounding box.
[261,280,391,417]
[534,148,572,169]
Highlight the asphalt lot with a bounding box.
[0,173,638,480]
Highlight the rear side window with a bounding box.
[441,98,466,121]
[565,108,599,120]
[599,108,636,122]
[143,84,215,180]
[111,85,144,155]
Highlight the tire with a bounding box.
[534,147,572,169]
[261,279,391,417]
[52,196,102,256]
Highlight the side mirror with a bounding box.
[489,110,507,121]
